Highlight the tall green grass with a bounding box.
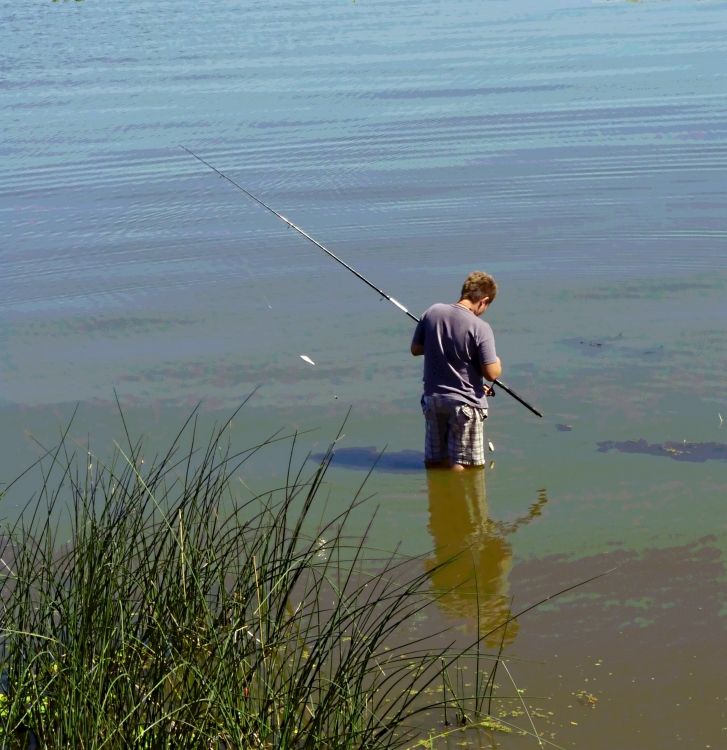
[0,408,597,749]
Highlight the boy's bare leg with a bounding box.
[426,459,469,469]
[425,460,482,471]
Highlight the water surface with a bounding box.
[2,1,727,746]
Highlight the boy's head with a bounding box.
[460,271,498,305]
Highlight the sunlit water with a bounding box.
[2,0,727,746]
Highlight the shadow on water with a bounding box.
[309,446,425,473]
[424,469,547,648]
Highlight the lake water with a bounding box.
[2,0,727,746]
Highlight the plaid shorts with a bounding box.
[421,395,488,466]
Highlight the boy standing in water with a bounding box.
[410,271,502,471]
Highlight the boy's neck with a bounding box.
[455,297,490,316]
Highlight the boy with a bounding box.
[410,271,502,471]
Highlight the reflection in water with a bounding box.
[425,470,547,647]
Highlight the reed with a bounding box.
[0,408,556,749]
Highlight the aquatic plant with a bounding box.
[0,408,467,749]
[0,406,600,748]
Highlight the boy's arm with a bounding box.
[478,322,500,380]
[410,315,426,356]
[481,357,502,381]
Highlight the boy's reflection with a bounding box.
[425,469,547,647]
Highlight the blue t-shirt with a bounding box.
[412,303,497,408]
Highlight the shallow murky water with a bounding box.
[2,0,727,746]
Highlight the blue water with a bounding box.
[2,1,727,746]
[3,0,726,322]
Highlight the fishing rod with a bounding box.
[181,145,543,418]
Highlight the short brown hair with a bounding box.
[460,271,498,304]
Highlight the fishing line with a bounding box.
[181,145,543,418]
